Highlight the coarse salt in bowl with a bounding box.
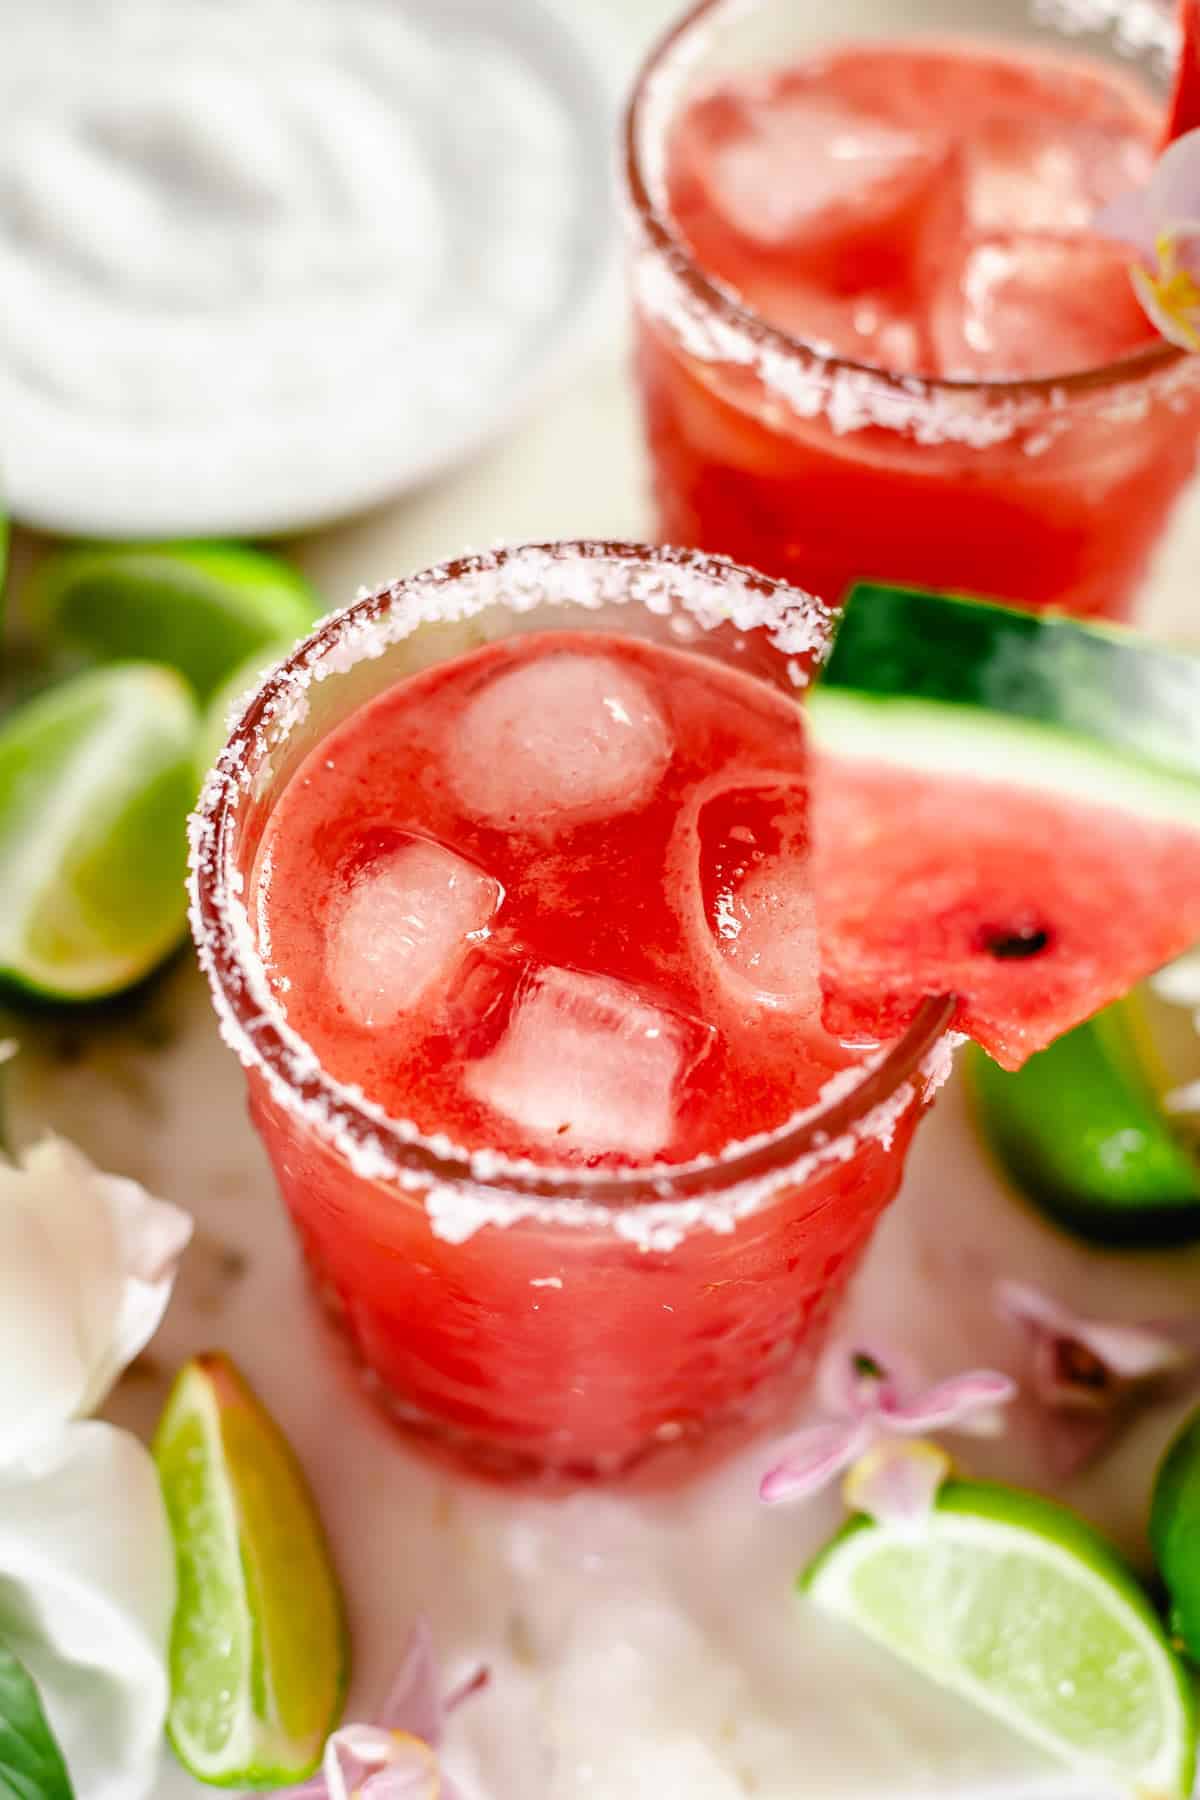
[0,0,614,538]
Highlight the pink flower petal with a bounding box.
[998,1280,1200,1474]
[817,1341,913,1419]
[1148,129,1200,238]
[322,1726,397,1800]
[1070,1320,1191,1382]
[995,1279,1075,1339]
[759,1419,870,1506]
[886,1371,1016,1436]
[843,1440,952,1528]
[1000,1280,1195,1391]
[1095,184,1158,256]
[380,1619,444,1746]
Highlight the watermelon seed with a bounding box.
[976,925,1053,961]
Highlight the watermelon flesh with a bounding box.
[812,755,1200,1071]
[806,583,1200,1073]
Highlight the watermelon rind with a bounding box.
[818,583,1200,787]
[805,689,1200,831]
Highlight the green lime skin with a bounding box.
[22,541,322,702]
[154,1353,348,1788]
[1152,1406,1200,1665]
[967,1003,1200,1248]
[804,1479,1197,1799]
[825,583,1200,783]
[0,663,199,1002]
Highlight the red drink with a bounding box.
[626,0,1200,618]
[192,544,948,1481]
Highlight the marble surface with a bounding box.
[8,0,1200,1795]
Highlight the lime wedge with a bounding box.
[1152,1405,1200,1664]
[154,1353,348,1787]
[22,541,320,701]
[0,663,198,1001]
[803,1480,1196,1798]
[967,995,1200,1247]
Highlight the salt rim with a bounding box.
[188,540,955,1250]
[623,0,1200,446]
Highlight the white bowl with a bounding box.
[0,0,615,540]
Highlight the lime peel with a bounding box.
[0,663,199,1000]
[803,1479,1197,1799]
[1151,1404,1200,1667]
[154,1352,348,1787]
[22,540,321,702]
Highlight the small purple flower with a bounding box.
[280,1619,487,1800]
[1098,128,1200,349]
[996,1280,1200,1476]
[759,1342,1015,1517]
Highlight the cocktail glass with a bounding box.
[190,542,951,1483]
[625,0,1200,619]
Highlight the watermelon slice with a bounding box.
[806,584,1200,1071]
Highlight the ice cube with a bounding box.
[729,268,931,373]
[715,862,821,1012]
[696,90,949,252]
[697,784,821,1013]
[967,116,1154,234]
[928,231,1156,380]
[465,965,713,1158]
[449,651,672,833]
[326,836,501,1029]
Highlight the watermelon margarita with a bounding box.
[626,0,1200,618]
[190,544,950,1480]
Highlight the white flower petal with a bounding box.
[17,1141,127,1383]
[0,1422,173,1800]
[74,1168,193,1416]
[0,1139,192,1441]
[0,1194,90,1462]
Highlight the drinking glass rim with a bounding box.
[189,539,954,1227]
[623,0,1181,404]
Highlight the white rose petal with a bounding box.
[0,1138,191,1459]
[0,1195,90,1459]
[0,1421,174,1800]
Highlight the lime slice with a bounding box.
[1152,1405,1200,1664]
[803,1479,1196,1798]
[22,541,321,701]
[0,663,198,1001]
[967,994,1200,1247]
[154,1353,348,1787]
